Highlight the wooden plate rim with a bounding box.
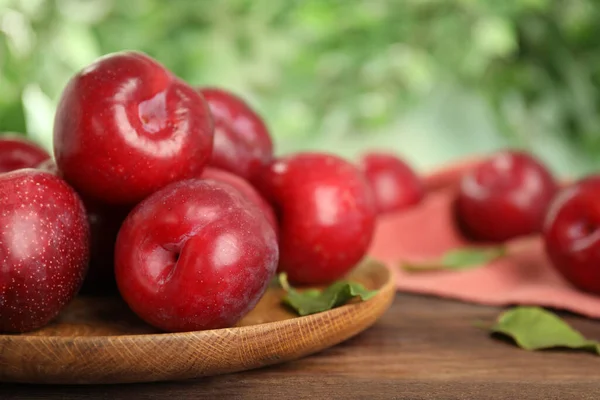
[0,260,394,343]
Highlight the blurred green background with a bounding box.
[1,0,599,177]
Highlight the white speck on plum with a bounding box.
[212,233,241,269]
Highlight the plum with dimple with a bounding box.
[53,51,214,206]
[0,169,90,333]
[114,178,279,332]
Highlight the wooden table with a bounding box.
[2,293,599,399]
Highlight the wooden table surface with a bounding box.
[2,293,599,399]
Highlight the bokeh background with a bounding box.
[1,0,599,177]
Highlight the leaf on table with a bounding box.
[400,245,507,272]
[487,306,600,354]
[278,273,378,316]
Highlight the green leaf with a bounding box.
[278,273,378,316]
[400,246,507,273]
[488,306,600,354]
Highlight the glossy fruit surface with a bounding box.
[199,87,273,181]
[0,135,50,173]
[201,167,278,234]
[456,150,557,242]
[358,151,424,215]
[0,169,90,332]
[114,179,278,332]
[544,176,600,294]
[54,51,214,205]
[257,152,377,285]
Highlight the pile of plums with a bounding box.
[443,150,600,297]
[0,51,386,334]
[2,51,598,335]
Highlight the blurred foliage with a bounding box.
[1,0,599,175]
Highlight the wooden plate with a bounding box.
[0,259,393,385]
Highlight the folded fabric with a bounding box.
[367,159,600,319]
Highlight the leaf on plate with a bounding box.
[487,306,600,354]
[278,273,378,316]
[400,245,506,272]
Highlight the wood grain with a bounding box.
[3,292,600,399]
[0,260,394,385]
